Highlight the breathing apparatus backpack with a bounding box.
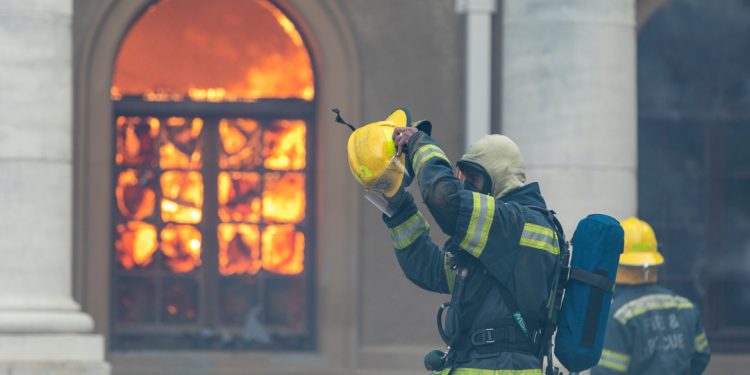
[553,214,624,373]
[524,212,624,374]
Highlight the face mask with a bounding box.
[463,180,480,192]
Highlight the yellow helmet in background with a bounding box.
[619,217,665,267]
[347,108,410,197]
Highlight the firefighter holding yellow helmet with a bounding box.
[592,217,711,375]
[340,108,562,374]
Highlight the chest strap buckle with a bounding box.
[470,328,496,346]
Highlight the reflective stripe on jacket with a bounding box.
[383,132,558,371]
[591,284,711,375]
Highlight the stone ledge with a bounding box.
[0,311,94,334]
[0,362,110,375]
[0,334,105,362]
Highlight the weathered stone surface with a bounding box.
[0,1,107,373]
[0,6,72,160]
[503,0,638,227]
[0,161,73,306]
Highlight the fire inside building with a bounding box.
[110,0,314,350]
[1,0,749,374]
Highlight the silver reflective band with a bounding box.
[412,144,449,178]
[388,212,429,249]
[519,222,559,255]
[614,294,694,324]
[598,349,630,372]
[459,192,495,257]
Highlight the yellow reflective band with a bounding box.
[459,192,495,258]
[413,144,449,177]
[614,294,694,324]
[519,222,559,255]
[388,211,430,249]
[695,331,708,352]
[444,253,455,293]
[435,369,542,375]
[598,349,630,373]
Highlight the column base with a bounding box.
[0,362,110,375]
[0,310,94,333]
[0,334,109,375]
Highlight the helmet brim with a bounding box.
[619,251,665,267]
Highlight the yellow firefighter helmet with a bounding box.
[619,217,665,267]
[346,108,410,197]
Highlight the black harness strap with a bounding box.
[528,206,570,373]
[578,268,611,348]
[453,275,544,363]
[569,268,614,293]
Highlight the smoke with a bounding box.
[638,0,750,118]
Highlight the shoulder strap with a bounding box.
[527,206,570,368]
[491,274,532,338]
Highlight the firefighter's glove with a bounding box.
[386,186,411,213]
[393,121,431,188]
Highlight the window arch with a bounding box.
[110,0,315,350]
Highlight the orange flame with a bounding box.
[218,224,261,275]
[161,171,204,224]
[218,172,261,223]
[115,169,155,220]
[219,119,262,169]
[188,87,233,102]
[111,0,314,281]
[264,120,306,170]
[112,0,314,102]
[116,116,159,166]
[262,225,304,275]
[263,173,305,223]
[161,224,202,273]
[116,221,158,269]
[160,117,203,170]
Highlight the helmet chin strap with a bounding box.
[643,264,650,282]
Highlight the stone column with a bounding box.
[501,0,637,232]
[456,0,497,148]
[0,1,109,373]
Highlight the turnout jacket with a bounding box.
[592,284,711,375]
[382,132,559,374]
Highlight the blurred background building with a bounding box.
[0,0,748,374]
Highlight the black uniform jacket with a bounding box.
[382,132,559,372]
[592,284,711,375]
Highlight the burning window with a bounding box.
[111,0,314,350]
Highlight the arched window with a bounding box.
[111,0,315,350]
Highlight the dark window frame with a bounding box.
[110,97,317,351]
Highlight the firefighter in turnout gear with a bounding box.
[348,111,562,374]
[592,217,711,375]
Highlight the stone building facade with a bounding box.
[1,0,748,374]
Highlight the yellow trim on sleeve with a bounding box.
[413,144,449,177]
[695,331,708,352]
[598,349,630,373]
[388,211,429,249]
[518,222,559,255]
[458,192,495,257]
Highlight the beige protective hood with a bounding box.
[459,134,526,199]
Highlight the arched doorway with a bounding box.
[638,0,750,352]
[110,0,314,350]
[75,0,362,369]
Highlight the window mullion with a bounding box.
[201,117,221,329]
